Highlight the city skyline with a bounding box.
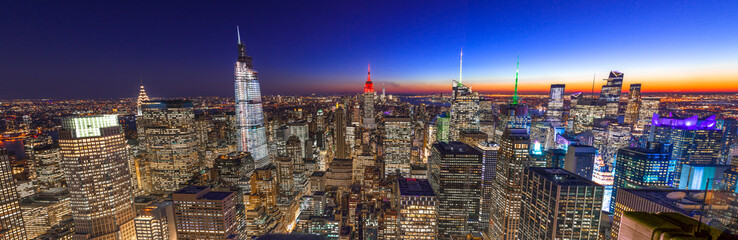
[3,1,738,99]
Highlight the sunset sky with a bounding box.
[2,0,737,98]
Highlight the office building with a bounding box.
[474,141,498,232]
[139,100,199,193]
[564,144,597,180]
[600,71,624,117]
[569,98,606,133]
[449,51,480,140]
[435,113,450,143]
[396,178,438,239]
[136,82,150,116]
[20,188,71,239]
[59,115,136,239]
[234,27,269,167]
[384,116,412,177]
[520,168,603,240]
[334,105,349,159]
[546,84,565,121]
[429,142,483,238]
[173,186,238,239]
[623,83,641,126]
[489,128,530,240]
[363,64,376,129]
[0,148,27,240]
[635,97,660,132]
[134,201,176,240]
[650,114,723,187]
[678,164,729,190]
[214,151,254,186]
[610,143,672,212]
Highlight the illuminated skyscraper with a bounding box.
[499,58,531,133]
[546,84,565,121]
[173,186,238,239]
[429,142,482,238]
[473,141,498,234]
[384,116,412,177]
[600,71,624,117]
[624,83,642,126]
[234,26,269,167]
[396,178,438,239]
[363,64,376,129]
[564,144,597,180]
[635,97,660,132]
[0,148,26,240]
[450,50,480,140]
[136,81,150,116]
[610,142,672,212]
[134,201,176,240]
[650,114,722,187]
[489,128,530,240]
[139,100,199,193]
[59,115,136,239]
[520,168,603,240]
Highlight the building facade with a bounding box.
[234,28,269,167]
[59,115,136,239]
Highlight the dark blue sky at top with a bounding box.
[2,0,737,98]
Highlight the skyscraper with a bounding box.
[473,141,498,234]
[172,186,238,239]
[650,114,722,187]
[134,201,176,240]
[334,104,348,159]
[449,50,480,140]
[0,148,26,240]
[396,178,438,239]
[384,116,412,177]
[635,97,660,132]
[520,168,603,240]
[610,143,672,212]
[564,144,597,180]
[136,82,150,116]
[429,142,483,238]
[139,100,199,193]
[59,115,136,239]
[600,71,624,117]
[489,128,530,240]
[546,84,565,121]
[363,64,376,129]
[624,83,642,126]
[234,26,269,168]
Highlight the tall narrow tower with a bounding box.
[363,64,376,129]
[136,80,150,116]
[234,26,269,167]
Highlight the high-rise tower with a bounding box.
[136,80,150,116]
[546,84,565,121]
[234,26,269,167]
[0,148,26,240]
[624,83,642,126]
[363,64,376,129]
[59,115,136,239]
[600,71,624,117]
[449,49,480,140]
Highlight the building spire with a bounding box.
[364,63,374,93]
[459,48,463,84]
[237,26,242,45]
[512,55,520,105]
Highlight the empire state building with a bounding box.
[234,27,269,167]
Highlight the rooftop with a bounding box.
[529,167,600,186]
[620,188,710,216]
[398,178,435,197]
[434,141,481,155]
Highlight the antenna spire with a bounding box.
[237,26,242,44]
[459,48,463,84]
[512,55,520,105]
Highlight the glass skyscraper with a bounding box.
[234,27,269,168]
[600,71,624,117]
[546,84,565,121]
